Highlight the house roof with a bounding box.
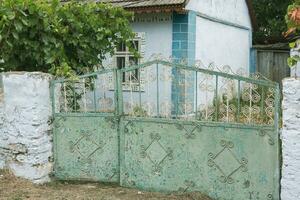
[97,0,256,28]
[96,0,188,13]
[62,0,256,28]
[253,43,290,51]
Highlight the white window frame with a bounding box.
[108,32,146,92]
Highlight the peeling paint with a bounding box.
[0,72,53,184]
[281,78,300,200]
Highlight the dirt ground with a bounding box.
[0,170,212,200]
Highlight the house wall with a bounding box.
[185,0,252,110]
[101,13,174,116]
[186,0,252,28]
[131,13,173,60]
[195,17,250,73]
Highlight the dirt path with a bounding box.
[0,170,212,200]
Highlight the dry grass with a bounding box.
[0,170,212,200]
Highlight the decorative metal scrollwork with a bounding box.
[140,133,173,175]
[178,180,196,193]
[69,129,105,163]
[105,117,118,129]
[208,140,248,184]
[259,130,275,145]
[123,172,136,186]
[124,121,143,135]
[267,194,273,200]
[175,123,202,139]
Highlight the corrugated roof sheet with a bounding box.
[96,0,187,8]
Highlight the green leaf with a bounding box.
[288,57,298,67]
[0,0,134,77]
[7,12,15,20]
[21,19,29,26]
[289,42,296,48]
[14,21,23,32]
[12,32,19,40]
[6,40,13,47]
[46,56,56,64]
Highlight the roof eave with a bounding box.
[124,4,187,14]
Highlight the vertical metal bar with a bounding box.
[129,71,133,114]
[93,78,97,112]
[83,79,87,112]
[215,75,219,121]
[274,83,281,200]
[113,69,119,115]
[237,80,241,123]
[63,83,67,112]
[195,71,198,120]
[249,83,252,124]
[117,70,124,115]
[175,68,179,119]
[156,62,160,117]
[184,70,187,119]
[260,86,265,123]
[73,81,77,112]
[274,84,280,131]
[138,68,142,108]
[146,68,150,115]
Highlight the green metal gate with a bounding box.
[51,60,280,200]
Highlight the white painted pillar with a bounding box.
[281,78,300,200]
[0,72,53,183]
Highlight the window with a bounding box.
[106,32,145,91]
[116,40,140,83]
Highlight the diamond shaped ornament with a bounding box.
[214,149,241,176]
[146,141,167,165]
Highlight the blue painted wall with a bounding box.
[172,11,196,65]
[250,48,257,74]
[171,11,196,115]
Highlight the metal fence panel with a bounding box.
[120,118,279,200]
[50,60,280,199]
[53,115,119,182]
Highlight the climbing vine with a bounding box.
[0,0,135,77]
[286,1,300,67]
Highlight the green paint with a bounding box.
[51,60,280,200]
[53,116,119,182]
[120,118,279,200]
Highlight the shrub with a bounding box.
[0,0,135,77]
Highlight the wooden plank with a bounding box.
[256,50,290,85]
[273,52,290,86]
[257,51,273,78]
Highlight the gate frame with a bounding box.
[50,59,281,199]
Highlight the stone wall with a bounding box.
[0,72,53,183]
[281,78,300,200]
[291,46,300,77]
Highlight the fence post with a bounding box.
[116,69,124,115]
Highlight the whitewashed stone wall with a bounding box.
[291,46,300,77]
[281,78,300,200]
[0,72,53,183]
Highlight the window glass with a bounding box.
[117,42,126,52]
